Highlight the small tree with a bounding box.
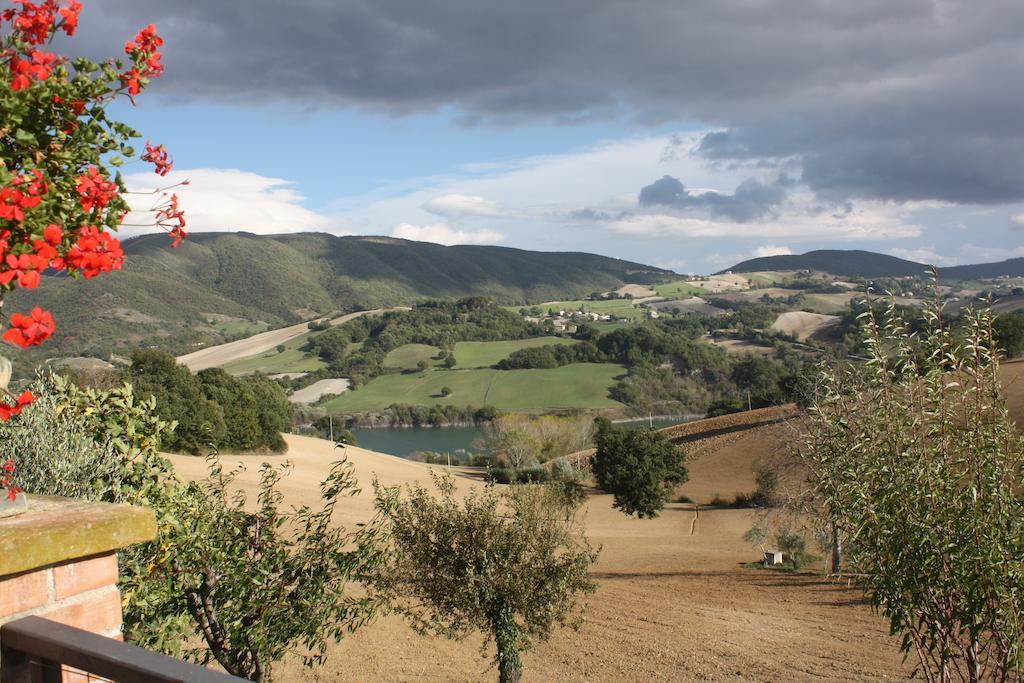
[800,297,1024,681]
[134,456,386,682]
[373,475,598,683]
[416,359,430,372]
[591,419,687,518]
[440,385,452,397]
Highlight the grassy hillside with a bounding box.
[724,249,1024,279]
[7,232,671,362]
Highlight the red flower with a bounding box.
[0,171,47,223]
[57,0,80,35]
[43,223,62,246]
[3,307,54,348]
[76,167,117,213]
[0,457,23,497]
[66,225,124,277]
[119,67,141,96]
[0,391,36,423]
[9,50,56,91]
[142,141,173,176]
[125,24,163,55]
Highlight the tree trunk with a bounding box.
[831,523,842,574]
[499,656,522,683]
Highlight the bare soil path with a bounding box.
[177,308,399,372]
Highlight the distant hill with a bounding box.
[8,232,671,359]
[723,249,1024,279]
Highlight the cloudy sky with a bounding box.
[80,0,1024,273]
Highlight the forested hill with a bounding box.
[8,232,671,358]
[723,249,1024,279]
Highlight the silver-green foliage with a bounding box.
[0,389,118,501]
[801,298,1024,681]
[373,475,598,683]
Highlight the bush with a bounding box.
[516,464,549,483]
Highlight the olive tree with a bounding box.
[373,475,598,683]
[800,298,1024,681]
[591,418,687,518]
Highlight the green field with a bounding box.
[221,332,326,376]
[453,337,578,368]
[653,280,704,299]
[319,363,625,412]
[384,343,442,370]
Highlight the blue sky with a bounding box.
[88,0,1024,273]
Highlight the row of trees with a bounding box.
[128,349,293,454]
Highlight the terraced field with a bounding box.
[319,363,625,412]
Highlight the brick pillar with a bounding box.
[0,496,156,681]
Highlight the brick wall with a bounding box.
[0,497,155,682]
[0,552,123,639]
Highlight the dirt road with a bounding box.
[177,309,395,372]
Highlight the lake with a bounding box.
[351,416,696,459]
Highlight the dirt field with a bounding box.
[615,284,658,298]
[177,309,394,372]
[288,378,351,404]
[770,311,839,341]
[168,427,912,682]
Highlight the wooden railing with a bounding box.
[0,616,244,683]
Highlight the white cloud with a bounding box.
[422,194,502,218]
[389,223,505,245]
[888,246,957,266]
[1011,213,1024,231]
[123,168,333,235]
[753,245,793,257]
[958,244,1024,262]
[608,211,922,241]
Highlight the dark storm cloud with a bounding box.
[77,0,1024,204]
[638,176,786,223]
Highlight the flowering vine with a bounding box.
[0,0,186,498]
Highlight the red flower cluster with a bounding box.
[156,193,187,247]
[0,171,47,223]
[1,457,24,496]
[121,24,163,97]
[76,166,117,213]
[0,0,79,44]
[0,393,34,423]
[142,141,173,176]
[2,306,53,348]
[66,225,123,277]
[9,49,56,91]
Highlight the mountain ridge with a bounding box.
[722,249,1024,279]
[9,231,673,359]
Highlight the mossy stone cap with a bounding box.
[0,496,155,576]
